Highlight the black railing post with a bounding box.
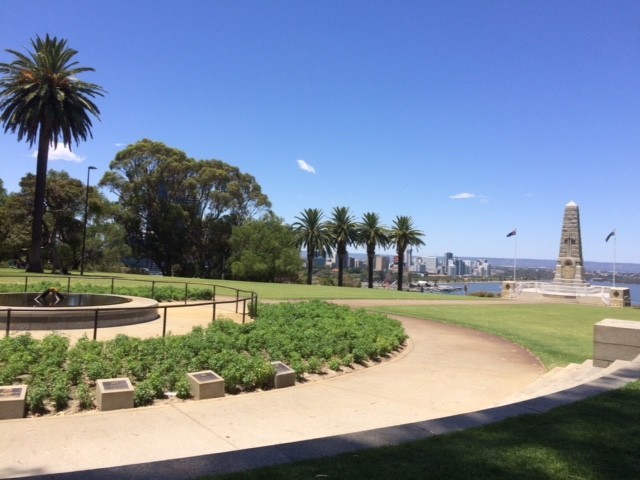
[242,299,246,324]
[24,277,28,292]
[184,283,188,305]
[111,277,115,294]
[212,301,216,322]
[252,293,258,318]
[5,309,11,338]
[151,281,156,299]
[93,309,99,340]
[162,307,168,337]
[66,277,71,293]
[235,291,239,313]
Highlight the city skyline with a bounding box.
[1,1,638,263]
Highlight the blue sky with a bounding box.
[1,1,639,263]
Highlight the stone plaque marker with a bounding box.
[102,380,130,391]
[187,370,225,400]
[0,385,27,420]
[96,378,134,411]
[270,361,296,389]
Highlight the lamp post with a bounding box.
[80,166,97,276]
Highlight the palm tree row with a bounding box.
[291,207,425,290]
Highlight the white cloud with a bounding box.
[450,192,489,203]
[32,144,84,163]
[450,192,476,200]
[297,159,316,174]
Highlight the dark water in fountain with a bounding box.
[0,293,132,308]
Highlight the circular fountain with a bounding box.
[0,291,159,330]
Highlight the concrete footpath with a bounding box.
[1,305,546,479]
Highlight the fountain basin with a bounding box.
[0,293,159,330]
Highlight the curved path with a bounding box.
[0,302,544,479]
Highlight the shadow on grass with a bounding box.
[28,381,640,480]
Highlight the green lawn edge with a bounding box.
[210,382,640,480]
[0,268,482,301]
[370,304,640,369]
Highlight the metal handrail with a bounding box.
[0,275,258,339]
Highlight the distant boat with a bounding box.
[430,285,463,293]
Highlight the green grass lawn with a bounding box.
[211,382,640,480]
[0,268,468,301]
[370,304,640,369]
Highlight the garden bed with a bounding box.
[0,301,407,418]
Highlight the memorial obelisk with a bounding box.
[553,201,587,285]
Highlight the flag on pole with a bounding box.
[506,229,517,238]
[606,230,615,242]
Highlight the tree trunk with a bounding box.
[397,248,405,291]
[27,127,50,273]
[367,243,376,289]
[306,253,313,285]
[337,242,347,287]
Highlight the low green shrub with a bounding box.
[134,380,156,407]
[76,383,94,410]
[174,376,191,399]
[26,381,48,413]
[0,300,407,414]
[328,358,342,371]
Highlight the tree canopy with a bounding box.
[291,208,333,285]
[100,139,271,276]
[329,206,358,287]
[230,214,301,282]
[0,170,114,272]
[358,212,390,289]
[389,215,425,291]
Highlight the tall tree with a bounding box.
[389,215,425,291]
[229,214,301,282]
[0,35,104,272]
[357,212,389,289]
[0,179,6,204]
[0,170,113,271]
[329,206,358,287]
[101,139,271,277]
[291,208,333,285]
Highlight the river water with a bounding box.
[425,281,640,306]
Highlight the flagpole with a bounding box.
[613,229,617,288]
[513,232,517,283]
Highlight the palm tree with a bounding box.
[357,212,389,289]
[291,208,333,285]
[329,206,358,287]
[389,215,425,291]
[0,35,104,272]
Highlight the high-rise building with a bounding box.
[374,255,390,271]
[425,256,438,274]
